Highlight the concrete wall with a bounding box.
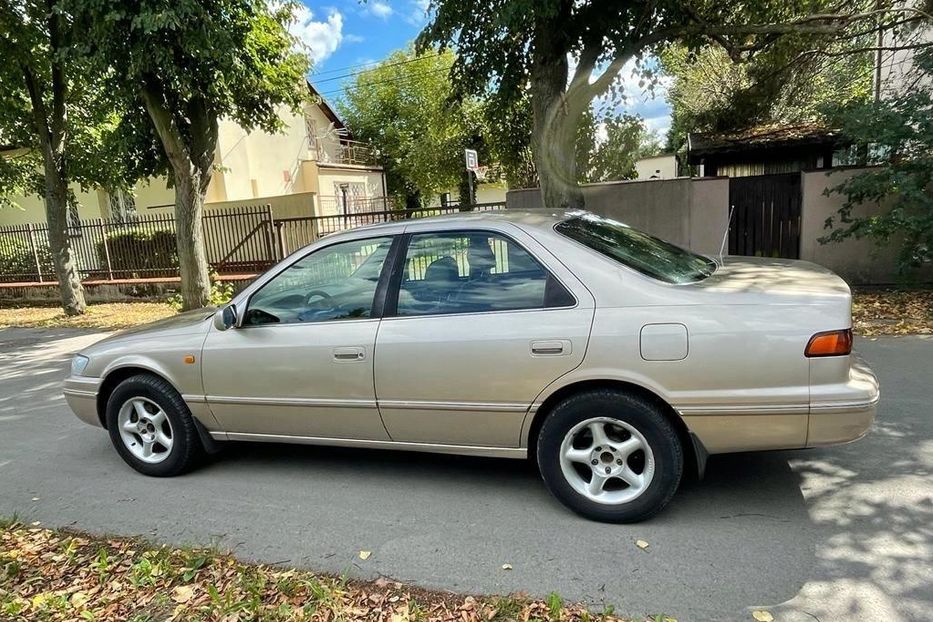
[509,170,931,285]
[800,169,933,284]
[507,177,729,255]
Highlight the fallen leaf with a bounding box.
[31,497,39,501]
[501,563,513,570]
[30,521,41,526]
[635,539,649,550]
[359,550,372,560]
[172,585,195,603]
[751,611,774,622]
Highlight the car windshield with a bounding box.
[555,214,716,284]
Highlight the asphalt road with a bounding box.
[1,327,930,621]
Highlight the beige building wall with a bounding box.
[634,155,678,180]
[0,187,106,225]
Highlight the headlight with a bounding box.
[71,354,90,376]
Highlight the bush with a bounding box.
[0,240,53,280]
[97,229,178,273]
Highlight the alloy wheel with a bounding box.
[558,416,655,505]
[116,397,174,464]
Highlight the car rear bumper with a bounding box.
[807,355,879,447]
[62,375,102,428]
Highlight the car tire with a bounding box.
[105,374,204,477]
[536,389,683,523]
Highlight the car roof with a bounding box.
[325,208,575,239]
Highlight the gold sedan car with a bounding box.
[64,210,879,522]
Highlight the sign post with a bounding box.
[464,148,479,210]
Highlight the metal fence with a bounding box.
[0,202,506,284]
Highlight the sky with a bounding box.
[290,1,672,139]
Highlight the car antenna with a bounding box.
[718,204,735,266]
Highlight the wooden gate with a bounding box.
[728,173,801,259]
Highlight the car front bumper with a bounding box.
[807,355,879,447]
[63,375,103,428]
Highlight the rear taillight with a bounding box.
[805,329,853,357]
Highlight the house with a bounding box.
[634,154,678,180]
[0,84,388,226]
[686,123,847,178]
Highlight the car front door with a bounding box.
[202,235,396,440]
[373,226,595,449]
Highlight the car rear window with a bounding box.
[555,214,716,284]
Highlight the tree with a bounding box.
[418,0,916,210]
[0,1,153,315]
[578,114,661,183]
[0,1,93,314]
[821,47,933,273]
[659,37,873,153]
[73,0,309,309]
[338,49,487,208]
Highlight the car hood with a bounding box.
[95,307,216,345]
[694,256,850,300]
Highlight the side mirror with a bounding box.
[214,304,238,331]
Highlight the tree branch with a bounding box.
[139,76,192,173]
[20,63,54,166]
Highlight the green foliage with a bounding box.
[578,114,661,183]
[166,278,234,311]
[821,48,933,273]
[69,0,311,139]
[0,239,53,278]
[97,229,177,273]
[659,37,874,151]
[337,49,486,206]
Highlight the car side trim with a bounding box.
[676,403,810,416]
[205,395,377,408]
[377,399,528,412]
[810,396,880,413]
[212,431,527,459]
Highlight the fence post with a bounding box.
[264,204,277,263]
[275,221,287,259]
[100,219,114,280]
[26,222,43,282]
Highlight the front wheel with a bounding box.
[106,374,204,477]
[536,389,683,523]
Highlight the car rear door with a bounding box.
[373,225,595,448]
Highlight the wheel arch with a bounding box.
[95,366,180,429]
[524,379,706,479]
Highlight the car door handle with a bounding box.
[531,340,571,356]
[333,347,365,361]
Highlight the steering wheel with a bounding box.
[305,290,333,306]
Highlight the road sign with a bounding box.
[464,148,479,171]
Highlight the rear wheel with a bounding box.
[536,389,683,523]
[106,374,204,477]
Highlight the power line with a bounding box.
[316,67,452,98]
[310,52,443,80]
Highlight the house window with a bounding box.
[334,182,368,214]
[108,189,137,222]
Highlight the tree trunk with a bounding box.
[529,29,585,211]
[141,84,215,310]
[43,166,86,315]
[173,171,212,309]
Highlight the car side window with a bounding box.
[395,231,574,316]
[245,236,393,325]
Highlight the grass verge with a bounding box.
[0,521,677,622]
[0,302,175,330]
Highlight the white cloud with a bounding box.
[368,1,393,19]
[289,5,344,64]
[404,0,431,26]
[344,33,365,44]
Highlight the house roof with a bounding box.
[687,123,845,159]
[307,82,350,138]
